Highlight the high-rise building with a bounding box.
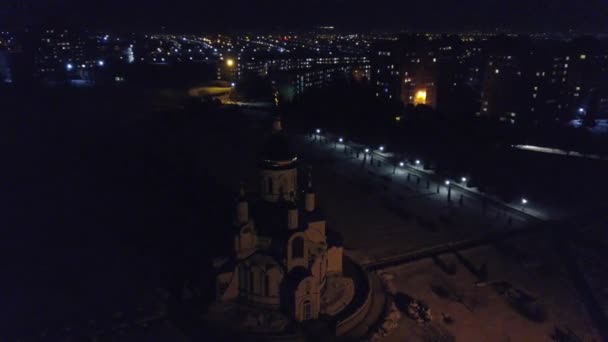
[0,31,16,83]
[35,29,86,82]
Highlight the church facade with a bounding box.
[213,116,347,323]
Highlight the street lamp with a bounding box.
[461,177,467,183]
[226,58,235,67]
[446,180,452,202]
[339,138,343,143]
[316,129,321,134]
[66,63,73,71]
[365,148,370,153]
[415,160,421,166]
[379,146,385,152]
[399,162,404,167]
[521,198,528,205]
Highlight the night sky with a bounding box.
[2,0,608,32]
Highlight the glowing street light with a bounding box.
[399,162,404,167]
[66,63,73,71]
[97,60,105,67]
[521,198,528,205]
[231,82,236,87]
[445,180,451,186]
[226,58,235,67]
[415,160,421,165]
[316,129,321,134]
[461,177,467,183]
[339,138,343,143]
[365,148,370,153]
[379,146,385,152]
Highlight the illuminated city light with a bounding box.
[414,89,427,105]
[226,58,235,67]
[316,129,321,134]
[379,146,384,152]
[415,160,421,165]
[399,162,404,167]
[522,198,528,205]
[339,138,343,142]
[461,177,467,183]
[365,148,370,153]
[66,63,73,71]
[445,180,451,186]
[97,60,104,66]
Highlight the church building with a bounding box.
[213,115,348,323]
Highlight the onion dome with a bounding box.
[259,116,297,170]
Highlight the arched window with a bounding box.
[292,237,304,259]
[303,300,312,320]
[265,274,270,296]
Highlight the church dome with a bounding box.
[259,118,297,169]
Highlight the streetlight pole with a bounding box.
[446,180,452,202]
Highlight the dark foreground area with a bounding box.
[0,86,253,339]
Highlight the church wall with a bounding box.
[260,168,298,202]
[237,263,283,307]
[235,224,257,259]
[327,246,344,275]
[310,254,327,290]
[305,221,326,243]
[216,270,239,301]
[294,277,321,321]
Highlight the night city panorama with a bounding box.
[2,0,608,341]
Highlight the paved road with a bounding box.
[307,132,548,222]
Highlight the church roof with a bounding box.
[258,125,297,170]
[244,251,284,271]
[261,132,295,161]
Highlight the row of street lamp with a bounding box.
[314,128,530,209]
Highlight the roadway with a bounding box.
[308,132,550,222]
